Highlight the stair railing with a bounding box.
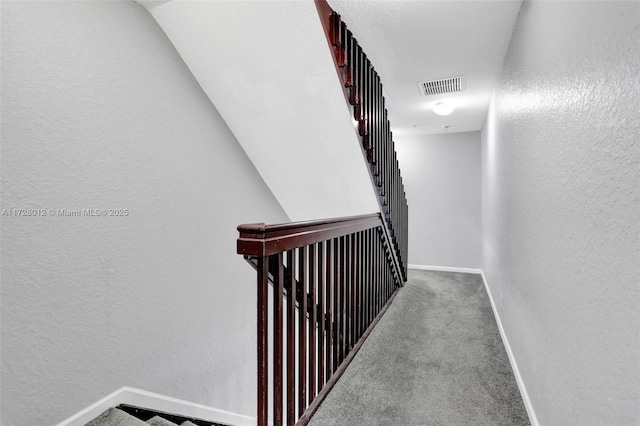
[315,0,409,282]
[237,213,402,426]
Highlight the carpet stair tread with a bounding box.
[146,416,178,426]
[85,408,149,426]
[84,406,222,426]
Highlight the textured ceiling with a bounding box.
[328,0,522,136]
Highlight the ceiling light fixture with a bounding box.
[433,101,455,116]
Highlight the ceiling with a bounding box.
[328,0,522,136]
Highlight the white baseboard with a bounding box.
[408,264,482,274]
[480,271,540,426]
[55,387,256,426]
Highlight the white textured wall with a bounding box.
[395,132,481,269]
[0,1,289,425]
[481,1,639,425]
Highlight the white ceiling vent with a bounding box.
[418,76,466,96]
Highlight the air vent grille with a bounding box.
[418,76,466,96]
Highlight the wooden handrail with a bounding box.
[237,213,380,256]
[238,213,403,287]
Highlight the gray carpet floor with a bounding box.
[309,269,530,426]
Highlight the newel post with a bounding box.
[237,223,269,425]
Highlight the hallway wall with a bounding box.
[481,1,639,424]
[1,1,288,424]
[395,131,481,269]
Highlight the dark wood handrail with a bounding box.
[238,213,380,257]
[238,213,379,234]
[239,212,402,332]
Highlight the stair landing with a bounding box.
[308,269,530,426]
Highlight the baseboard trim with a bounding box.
[55,387,256,426]
[480,271,540,426]
[408,264,482,274]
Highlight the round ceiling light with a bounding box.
[433,101,455,116]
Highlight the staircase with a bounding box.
[235,2,410,425]
[135,1,410,425]
[84,406,226,426]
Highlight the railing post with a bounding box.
[286,250,296,425]
[273,253,284,426]
[308,243,317,403]
[298,246,308,416]
[325,239,333,380]
[257,255,269,426]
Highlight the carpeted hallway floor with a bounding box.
[309,269,530,426]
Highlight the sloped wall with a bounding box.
[1,1,288,424]
[481,1,640,424]
[143,0,380,222]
